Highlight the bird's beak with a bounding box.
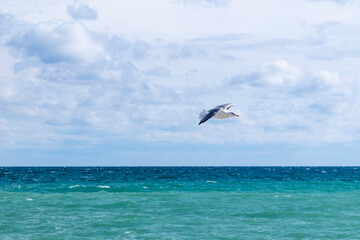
[235,114,239,117]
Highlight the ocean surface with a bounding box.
[1,167,360,239]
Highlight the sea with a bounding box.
[1,167,360,239]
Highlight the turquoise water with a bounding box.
[1,167,360,239]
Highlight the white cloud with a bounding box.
[9,21,103,65]
[229,60,353,96]
[257,60,304,87]
[67,3,98,20]
[310,71,341,91]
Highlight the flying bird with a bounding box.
[198,103,239,125]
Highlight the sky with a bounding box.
[1,0,360,166]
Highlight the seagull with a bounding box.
[198,103,239,125]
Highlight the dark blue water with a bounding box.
[2,166,360,183]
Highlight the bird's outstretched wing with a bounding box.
[199,109,208,120]
[198,109,219,125]
[215,103,234,110]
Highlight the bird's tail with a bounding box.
[199,109,208,120]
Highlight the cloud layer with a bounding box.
[1,0,360,153]
[67,3,98,20]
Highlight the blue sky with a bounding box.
[1,0,360,166]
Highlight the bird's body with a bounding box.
[198,103,239,125]
[213,109,234,119]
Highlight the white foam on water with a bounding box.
[98,185,110,188]
[142,186,148,189]
[26,198,33,201]
[69,185,85,188]
[206,180,217,183]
